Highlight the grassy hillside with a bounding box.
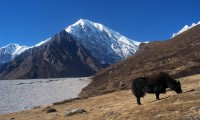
[79,24,200,98]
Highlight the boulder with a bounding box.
[65,108,87,116]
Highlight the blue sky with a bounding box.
[0,0,200,47]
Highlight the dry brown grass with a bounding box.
[1,74,200,120]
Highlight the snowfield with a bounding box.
[0,77,91,114]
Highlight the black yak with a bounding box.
[132,72,182,105]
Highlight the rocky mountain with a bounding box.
[0,30,103,79]
[0,19,140,66]
[80,24,200,98]
[0,19,142,79]
[0,44,29,64]
[0,38,52,65]
[66,19,141,64]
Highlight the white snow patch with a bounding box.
[172,21,200,38]
[12,44,30,56]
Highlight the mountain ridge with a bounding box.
[2,19,199,65]
[0,19,141,65]
[0,30,103,79]
[1,19,199,80]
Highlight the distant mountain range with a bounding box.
[0,19,142,79]
[0,19,141,65]
[1,19,199,80]
[2,20,199,66]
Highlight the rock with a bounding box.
[65,108,87,116]
[41,106,51,112]
[107,111,117,117]
[33,106,41,109]
[47,108,57,113]
[119,81,127,89]
[191,106,200,110]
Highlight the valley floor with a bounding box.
[0,74,200,120]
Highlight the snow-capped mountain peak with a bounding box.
[1,19,143,65]
[0,44,29,56]
[0,37,52,64]
[172,21,200,38]
[0,44,30,64]
[66,19,105,35]
[66,19,142,64]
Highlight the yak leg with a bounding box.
[155,92,160,100]
[136,97,141,105]
[154,86,162,100]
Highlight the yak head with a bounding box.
[172,80,182,94]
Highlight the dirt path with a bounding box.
[1,74,200,120]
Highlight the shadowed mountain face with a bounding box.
[79,24,200,98]
[0,30,103,79]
